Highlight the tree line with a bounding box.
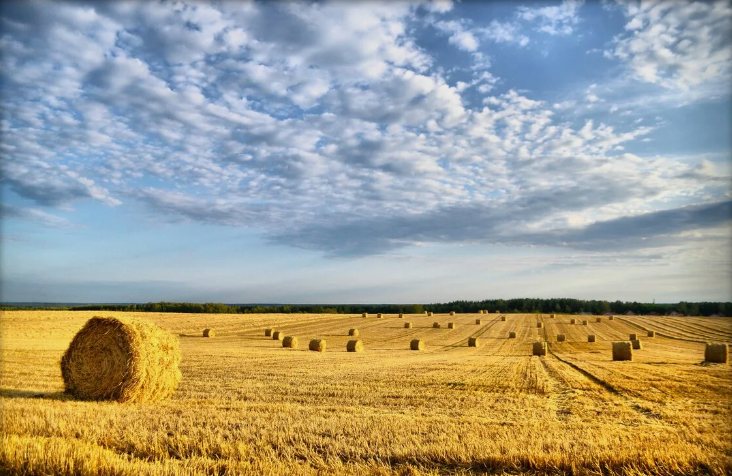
[3,298,722,316]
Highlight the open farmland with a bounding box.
[1,310,731,476]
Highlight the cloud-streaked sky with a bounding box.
[1,0,731,304]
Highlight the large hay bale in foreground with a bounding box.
[410,339,425,351]
[309,339,326,352]
[501,316,506,321]
[264,328,273,337]
[705,343,729,363]
[588,334,596,343]
[60,316,181,403]
[570,318,576,324]
[509,331,516,339]
[468,337,480,347]
[631,339,642,350]
[447,322,456,329]
[347,339,364,352]
[404,322,413,328]
[203,328,215,337]
[613,342,633,361]
[537,322,544,329]
[557,334,566,342]
[532,342,547,356]
[629,333,637,341]
[348,328,359,337]
[475,319,482,325]
[433,322,441,329]
[647,331,655,337]
[272,331,284,341]
[282,336,298,348]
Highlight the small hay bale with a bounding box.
[475,319,482,325]
[629,333,637,341]
[362,313,368,318]
[308,339,326,352]
[588,334,596,343]
[705,343,729,363]
[424,311,428,315]
[404,322,413,328]
[509,331,516,339]
[631,339,642,350]
[582,320,588,326]
[60,316,181,403]
[647,331,655,337]
[347,339,364,353]
[550,314,556,318]
[448,322,456,329]
[501,316,506,321]
[557,334,566,342]
[450,311,456,316]
[377,313,383,319]
[468,337,480,347]
[596,317,602,323]
[532,342,547,356]
[282,336,298,348]
[427,312,434,316]
[537,322,544,328]
[612,342,633,361]
[272,331,284,341]
[348,328,359,337]
[433,322,441,329]
[410,339,425,351]
[203,328,215,337]
[570,318,576,324]
[399,313,404,318]
[264,328,273,337]
[609,316,614,320]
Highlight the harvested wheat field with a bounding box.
[1,310,731,476]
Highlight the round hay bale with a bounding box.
[647,331,655,337]
[501,316,506,321]
[433,322,441,329]
[588,334,596,343]
[705,343,729,363]
[264,328,273,337]
[447,322,456,329]
[468,337,480,347]
[570,318,576,324]
[282,336,298,348]
[399,313,404,318]
[631,339,642,350]
[410,339,425,351]
[203,328,215,337]
[308,339,326,352]
[348,328,359,337]
[404,322,413,328]
[450,311,456,316]
[509,331,516,339]
[424,311,428,315]
[608,316,614,321]
[60,316,181,403]
[557,334,566,342]
[532,342,547,356]
[272,331,284,341]
[629,333,637,341]
[475,319,482,325]
[550,314,556,318]
[582,320,588,326]
[427,312,433,316]
[362,313,368,318]
[537,322,544,328]
[377,313,383,319]
[596,317,602,323]
[612,341,633,361]
[346,339,364,352]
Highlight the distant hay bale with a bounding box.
[509,331,516,339]
[537,322,544,328]
[399,313,404,318]
[532,342,547,356]
[264,328,273,337]
[596,317,602,323]
[424,311,428,315]
[282,336,298,348]
[501,316,506,321]
[410,339,425,351]
[348,328,359,337]
[550,314,556,318]
[448,322,456,329]
[203,328,215,337]
[377,313,383,319]
[308,339,326,352]
[433,322,441,329]
[557,334,566,342]
[362,313,368,318]
[570,318,576,324]
[582,320,588,326]
[631,339,642,350]
[705,343,728,363]
[647,331,655,337]
[588,334,596,343]
[475,319,482,325]
[404,322,412,328]
[612,342,633,361]
[468,337,480,347]
[450,311,456,316]
[346,339,364,352]
[629,333,637,341]
[272,331,284,341]
[427,312,433,316]
[608,316,614,321]
[60,316,181,403]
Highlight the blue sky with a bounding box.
[1,0,731,304]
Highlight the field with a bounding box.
[1,310,731,476]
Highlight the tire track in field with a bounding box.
[438,317,506,351]
[615,317,706,344]
[641,317,732,341]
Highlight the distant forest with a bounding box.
[4,299,729,316]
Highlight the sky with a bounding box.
[1,0,731,304]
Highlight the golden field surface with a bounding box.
[1,310,731,476]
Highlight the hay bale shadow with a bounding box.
[0,388,73,401]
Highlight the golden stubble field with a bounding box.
[1,310,731,476]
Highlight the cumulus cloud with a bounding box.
[517,0,584,35]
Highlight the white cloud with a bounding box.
[477,20,530,46]
[517,0,584,36]
[434,20,480,52]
